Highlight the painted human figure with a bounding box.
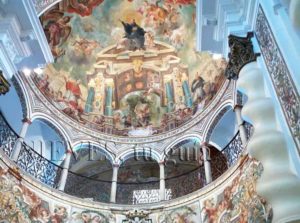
[67,0,104,17]
[37,74,50,93]
[191,72,205,103]
[63,76,85,121]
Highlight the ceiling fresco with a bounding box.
[35,0,227,137]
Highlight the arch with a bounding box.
[71,140,115,164]
[116,146,161,165]
[160,133,203,161]
[207,140,222,151]
[11,74,32,119]
[37,0,62,17]
[202,101,233,142]
[31,112,71,149]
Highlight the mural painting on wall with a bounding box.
[0,167,115,223]
[157,202,201,223]
[201,159,273,223]
[35,0,227,137]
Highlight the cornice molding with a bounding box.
[21,0,54,64]
[0,15,32,65]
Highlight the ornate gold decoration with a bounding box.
[0,70,10,95]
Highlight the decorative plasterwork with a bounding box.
[32,0,61,16]
[0,15,32,64]
[225,32,260,80]
[21,0,54,64]
[255,6,300,153]
[197,0,259,56]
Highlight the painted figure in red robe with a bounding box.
[67,0,104,17]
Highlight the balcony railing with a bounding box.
[0,111,253,203]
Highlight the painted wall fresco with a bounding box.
[35,0,227,137]
[157,202,201,223]
[0,167,115,223]
[0,157,271,223]
[201,159,273,223]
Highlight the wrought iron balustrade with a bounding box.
[16,143,62,188]
[0,113,18,157]
[165,166,206,199]
[221,121,253,167]
[0,112,63,188]
[0,111,253,203]
[64,172,111,203]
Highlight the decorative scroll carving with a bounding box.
[0,70,10,95]
[225,32,260,80]
[123,209,152,223]
[32,0,60,15]
[255,6,300,154]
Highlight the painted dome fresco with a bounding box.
[34,0,227,137]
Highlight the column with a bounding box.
[238,62,300,222]
[159,161,166,201]
[234,105,248,147]
[202,143,212,184]
[11,118,31,161]
[105,86,113,116]
[84,87,95,113]
[165,82,174,112]
[58,149,72,191]
[182,80,193,107]
[110,164,119,203]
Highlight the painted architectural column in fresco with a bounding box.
[165,82,174,112]
[85,87,95,113]
[159,162,166,201]
[11,118,31,161]
[234,105,248,147]
[202,143,212,184]
[182,80,193,108]
[58,149,72,191]
[104,85,113,116]
[110,164,119,203]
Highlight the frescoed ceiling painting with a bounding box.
[35,0,227,137]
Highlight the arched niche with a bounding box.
[116,148,160,204]
[64,143,114,203]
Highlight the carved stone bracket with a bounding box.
[225,32,260,80]
[0,70,10,95]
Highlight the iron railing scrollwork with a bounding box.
[0,114,18,157]
[165,166,206,199]
[16,143,62,187]
[0,111,253,203]
[221,122,253,167]
[64,171,111,203]
[0,112,63,188]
